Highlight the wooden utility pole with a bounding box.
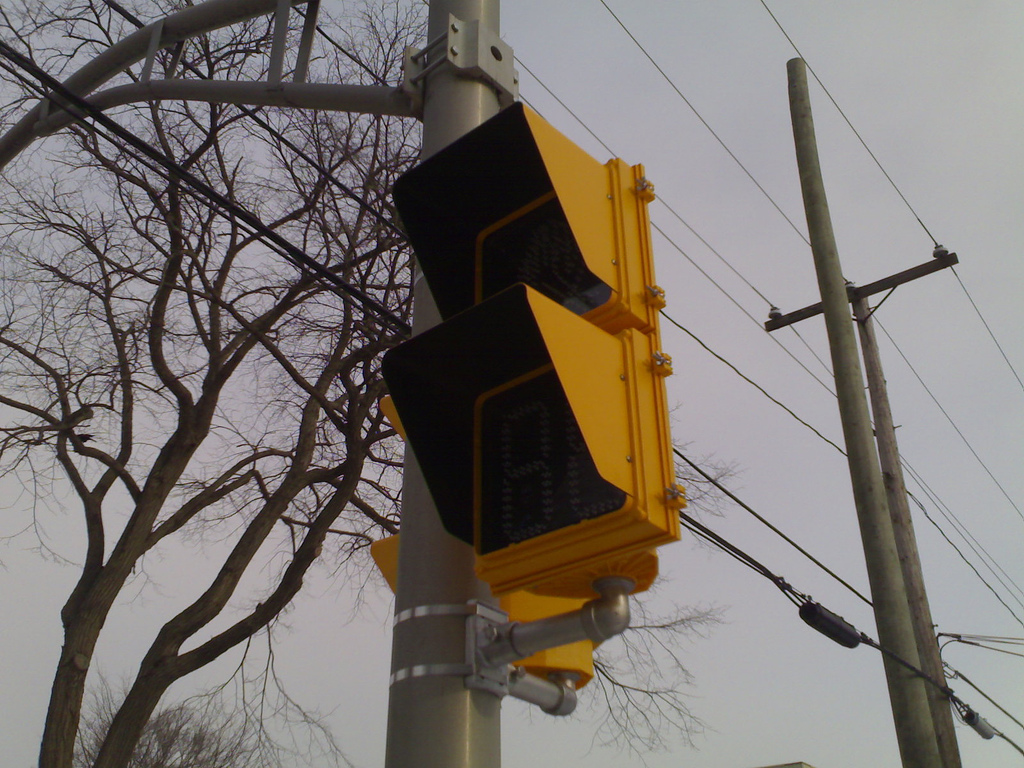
[786,57,943,768]
[772,58,961,767]
[853,294,963,768]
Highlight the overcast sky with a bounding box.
[2,2,1022,767]
[494,2,1024,766]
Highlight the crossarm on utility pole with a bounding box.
[765,251,959,332]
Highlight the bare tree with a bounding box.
[75,679,284,768]
[0,2,420,767]
[0,3,736,766]
[590,602,720,755]
[584,451,734,755]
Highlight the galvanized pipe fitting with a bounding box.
[507,668,578,716]
[478,576,634,667]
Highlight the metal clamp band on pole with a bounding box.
[393,603,476,626]
[389,663,474,686]
[400,13,518,110]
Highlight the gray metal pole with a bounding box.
[852,296,963,768]
[383,1,503,766]
[787,57,942,768]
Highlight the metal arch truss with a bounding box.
[2,0,500,169]
[0,1,523,169]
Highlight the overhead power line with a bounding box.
[903,463,1024,607]
[907,471,1024,608]
[756,0,939,247]
[597,0,810,247]
[678,508,801,606]
[875,319,1024,524]
[943,633,1024,648]
[907,491,1024,630]
[950,266,1024,394]
[661,312,844,455]
[675,448,869,605]
[0,39,412,337]
[650,224,837,396]
[940,633,1024,661]
[757,0,1024,409]
[673,485,1024,756]
[516,50,1024,621]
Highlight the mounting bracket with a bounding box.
[465,577,634,715]
[402,14,519,115]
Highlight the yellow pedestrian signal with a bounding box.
[383,103,683,599]
[393,102,662,334]
[382,285,680,597]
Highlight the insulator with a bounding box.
[799,601,861,648]
[964,709,996,739]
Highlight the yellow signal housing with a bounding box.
[369,535,595,687]
[378,395,406,441]
[383,101,684,600]
[393,103,662,335]
[472,288,679,596]
[376,399,668,599]
[382,284,682,598]
[369,534,401,593]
